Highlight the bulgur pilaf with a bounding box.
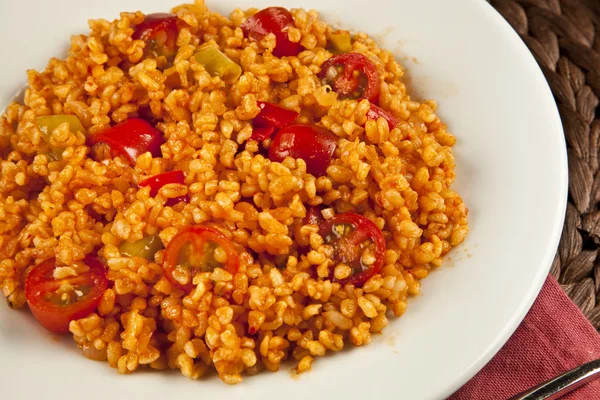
[0,0,468,383]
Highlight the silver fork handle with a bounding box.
[508,359,600,400]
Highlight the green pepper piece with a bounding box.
[36,115,86,160]
[329,30,353,53]
[119,235,164,260]
[193,43,242,84]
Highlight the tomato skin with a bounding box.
[25,256,108,334]
[139,170,189,206]
[132,13,179,58]
[251,102,299,141]
[319,53,380,103]
[305,206,324,226]
[163,226,240,292]
[294,206,324,248]
[268,124,337,177]
[319,213,386,287]
[251,123,276,142]
[241,7,303,58]
[87,118,164,165]
[255,102,299,129]
[366,103,400,130]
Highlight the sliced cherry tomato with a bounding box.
[163,226,239,292]
[24,256,108,333]
[241,7,303,58]
[366,103,400,130]
[87,118,164,165]
[251,102,299,141]
[133,13,179,59]
[319,53,380,103]
[318,213,386,287]
[268,124,337,177]
[139,170,189,206]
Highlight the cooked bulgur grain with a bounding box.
[0,0,468,383]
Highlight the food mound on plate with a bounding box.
[0,0,468,384]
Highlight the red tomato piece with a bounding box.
[133,13,179,59]
[366,103,400,130]
[87,118,165,165]
[139,170,189,206]
[24,256,108,334]
[294,206,325,248]
[305,206,325,226]
[241,7,303,58]
[319,213,386,287]
[251,102,299,141]
[163,226,239,292]
[268,124,337,177]
[252,123,277,142]
[319,53,380,103]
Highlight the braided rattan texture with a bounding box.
[491,0,600,328]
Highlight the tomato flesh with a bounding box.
[133,13,179,59]
[87,118,164,165]
[139,170,189,206]
[319,53,380,103]
[251,101,299,141]
[366,103,400,130]
[24,256,108,333]
[163,226,239,292]
[268,124,337,177]
[319,213,386,287]
[241,7,303,58]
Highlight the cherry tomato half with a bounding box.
[87,118,165,165]
[268,124,337,177]
[251,101,299,141]
[133,13,179,59]
[319,213,386,287]
[163,226,240,292]
[139,170,189,207]
[319,53,380,103]
[366,103,400,130]
[241,7,303,58]
[24,256,108,333]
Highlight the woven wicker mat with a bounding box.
[490,0,600,328]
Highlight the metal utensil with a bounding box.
[508,359,600,399]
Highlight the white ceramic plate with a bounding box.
[0,0,567,399]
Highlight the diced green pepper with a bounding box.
[119,235,164,261]
[193,43,242,84]
[36,115,85,161]
[329,30,353,53]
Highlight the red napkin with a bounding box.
[450,275,600,399]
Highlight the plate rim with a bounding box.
[439,0,568,397]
